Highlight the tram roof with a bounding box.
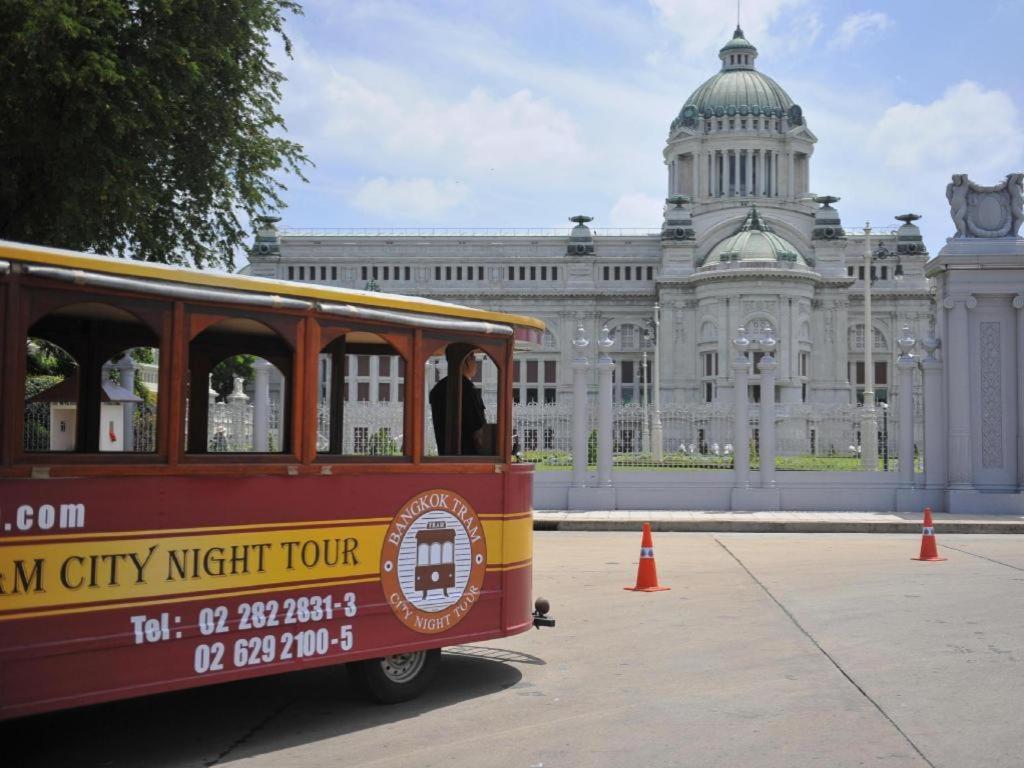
[0,240,545,333]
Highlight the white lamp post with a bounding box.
[651,302,664,462]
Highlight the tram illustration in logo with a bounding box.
[381,489,487,634]
[415,521,457,599]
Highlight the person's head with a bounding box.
[462,353,478,380]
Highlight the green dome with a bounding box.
[684,70,794,118]
[671,28,803,129]
[701,209,810,268]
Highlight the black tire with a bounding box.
[348,648,441,704]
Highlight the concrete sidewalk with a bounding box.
[534,509,1024,533]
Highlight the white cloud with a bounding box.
[608,193,665,227]
[869,81,1023,175]
[831,11,892,49]
[281,43,585,180]
[648,0,814,57]
[804,79,1024,249]
[352,177,470,218]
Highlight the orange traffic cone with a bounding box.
[912,507,946,562]
[624,523,670,592]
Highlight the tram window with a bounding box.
[24,302,161,454]
[187,317,292,454]
[425,344,501,457]
[317,332,407,457]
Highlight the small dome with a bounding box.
[702,208,809,268]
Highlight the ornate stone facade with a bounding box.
[243,27,933,426]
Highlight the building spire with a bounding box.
[737,0,741,28]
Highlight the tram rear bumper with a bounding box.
[532,597,555,629]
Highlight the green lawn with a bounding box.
[522,450,912,473]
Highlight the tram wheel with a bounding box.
[349,648,441,704]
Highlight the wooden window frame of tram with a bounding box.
[0,263,515,479]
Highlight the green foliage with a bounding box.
[25,375,64,401]
[26,339,77,377]
[0,1,308,269]
[211,355,256,399]
[587,429,597,466]
[130,348,155,365]
[366,428,399,456]
[521,450,572,466]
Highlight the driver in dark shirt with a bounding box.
[429,353,487,455]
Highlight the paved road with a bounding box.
[6,533,1024,767]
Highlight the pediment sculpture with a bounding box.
[946,173,1024,238]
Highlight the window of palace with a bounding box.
[512,358,557,404]
[701,351,719,403]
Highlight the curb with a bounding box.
[533,518,1024,534]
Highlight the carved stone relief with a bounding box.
[979,321,1004,468]
[946,173,1024,238]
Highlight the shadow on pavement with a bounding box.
[3,648,530,768]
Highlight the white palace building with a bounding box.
[243,27,933,457]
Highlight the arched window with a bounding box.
[746,318,775,342]
[188,316,292,454]
[317,329,408,457]
[24,302,160,454]
[848,325,887,351]
[424,341,504,457]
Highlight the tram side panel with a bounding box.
[0,469,535,719]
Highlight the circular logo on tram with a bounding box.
[381,489,487,634]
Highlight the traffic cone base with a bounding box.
[912,507,946,561]
[625,523,670,592]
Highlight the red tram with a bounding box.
[0,240,551,717]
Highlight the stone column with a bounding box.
[116,355,136,452]
[920,334,946,489]
[253,358,272,452]
[596,326,615,488]
[760,150,767,196]
[944,295,976,486]
[691,152,699,200]
[896,326,917,486]
[732,327,751,488]
[571,325,590,488]
[788,152,795,198]
[1016,295,1024,489]
[758,327,778,488]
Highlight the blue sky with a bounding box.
[265,0,1024,254]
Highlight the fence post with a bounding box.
[758,326,778,489]
[731,327,751,488]
[896,325,917,486]
[116,355,137,452]
[228,375,250,451]
[571,325,590,487]
[596,326,615,488]
[253,359,271,452]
